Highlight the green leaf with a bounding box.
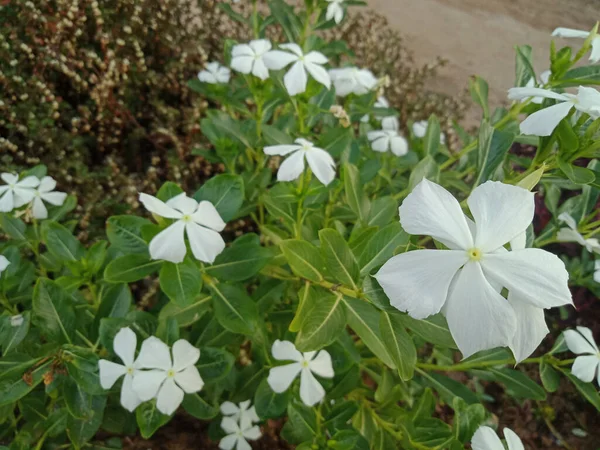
[408,155,440,191]
[254,378,289,419]
[358,222,409,276]
[267,0,303,42]
[182,393,219,419]
[557,366,600,411]
[159,295,211,327]
[262,124,293,145]
[280,239,325,283]
[420,371,479,405]
[282,402,317,444]
[469,77,490,119]
[0,214,26,240]
[344,164,370,223]
[397,313,457,348]
[66,395,106,448]
[42,221,84,262]
[557,158,596,185]
[106,215,150,254]
[319,228,359,289]
[197,347,235,382]
[62,345,103,395]
[539,361,560,393]
[1,311,30,353]
[295,293,346,352]
[156,316,179,345]
[93,284,132,337]
[63,378,95,420]
[514,45,536,87]
[204,243,273,282]
[379,312,416,380]
[0,353,40,382]
[209,283,258,335]
[367,196,397,227]
[558,64,600,87]
[193,174,245,222]
[289,283,316,332]
[104,254,162,283]
[556,119,579,158]
[136,401,171,439]
[474,120,515,185]
[328,430,370,450]
[452,397,486,443]
[159,258,202,307]
[423,114,442,155]
[487,368,546,400]
[0,360,52,406]
[32,278,76,344]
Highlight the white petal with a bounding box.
[471,426,504,450]
[390,136,408,156]
[136,336,172,370]
[166,193,198,215]
[1,173,18,184]
[236,437,252,450]
[38,176,56,193]
[199,70,218,83]
[590,38,600,63]
[381,116,399,131]
[132,369,167,401]
[304,51,328,65]
[120,373,143,412]
[299,368,325,406]
[510,231,526,251]
[243,405,260,424]
[504,428,525,450]
[220,401,239,416]
[31,197,48,219]
[507,87,569,102]
[557,228,588,247]
[575,86,600,114]
[376,249,468,319]
[0,255,9,273]
[277,149,306,182]
[231,56,254,74]
[171,339,200,371]
[221,416,240,434]
[558,212,578,230]
[552,27,590,39]
[412,121,427,138]
[508,294,549,363]
[175,365,204,393]
[304,61,331,89]
[481,249,572,309]
[571,355,600,383]
[272,339,303,361]
[306,148,335,186]
[185,222,226,264]
[264,145,302,156]
[252,57,270,80]
[219,435,237,450]
[156,378,184,415]
[371,136,390,152]
[191,201,226,232]
[468,181,535,252]
[575,326,600,352]
[17,176,40,188]
[242,425,262,440]
[267,363,302,393]
[40,191,67,206]
[564,329,598,355]
[519,101,573,136]
[0,191,13,212]
[334,6,344,24]
[249,39,272,55]
[399,179,474,250]
[149,220,187,263]
[284,61,308,96]
[114,327,137,367]
[139,193,182,219]
[98,360,126,389]
[13,187,36,207]
[326,3,336,21]
[280,43,303,57]
[308,350,334,378]
[445,262,517,358]
[231,44,254,58]
[263,50,297,70]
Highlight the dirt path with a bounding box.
[366,0,598,124]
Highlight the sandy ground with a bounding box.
[366,0,599,124]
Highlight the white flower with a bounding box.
[552,27,600,63]
[132,337,204,415]
[325,0,345,24]
[264,138,336,186]
[329,67,377,97]
[230,40,272,80]
[220,400,260,429]
[0,255,9,278]
[139,192,226,264]
[367,122,409,157]
[564,326,600,385]
[375,96,400,130]
[472,426,525,450]
[199,62,231,84]
[375,179,573,360]
[10,314,23,327]
[412,120,446,144]
[508,86,600,136]
[98,327,144,412]
[522,70,552,104]
[263,43,331,96]
[219,416,262,450]
[266,340,334,406]
[0,173,39,213]
[556,212,600,254]
[30,176,67,219]
[595,260,600,283]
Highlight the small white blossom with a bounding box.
[264,138,336,186]
[508,86,600,136]
[10,314,23,327]
[0,255,9,278]
[230,40,272,80]
[595,260,600,283]
[139,192,226,264]
[30,176,67,219]
[556,212,600,254]
[374,96,399,130]
[219,416,261,450]
[0,173,39,213]
[267,340,334,406]
[472,426,525,450]
[412,120,446,144]
[329,67,377,97]
[220,400,260,429]
[98,328,144,412]
[564,326,600,386]
[552,27,600,63]
[199,62,231,84]
[263,43,330,96]
[325,0,345,24]
[132,337,204,415]
[367,121,408,157]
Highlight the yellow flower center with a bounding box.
[126,367,134,375]
[182,215,192,223]
[301,360,310,368]
[467,248,482,261]
[167,369,176,378]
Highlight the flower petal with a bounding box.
[252,57,270,80]
[305,147,336,186]
[38,176,56,193]
[156,377,184,415]
[1,173,18,184]
[468,181,535,252]
[571,355,599,383]
[519,101,573,136]
[231,44,253,57]
[263,50,298,70]
[166,193,198,215]
[185,222,226,264]
[575,326,600,352]
[371,136,389,152]
[139,193,182,219]
[280,43,303,57]
[390,136,408,156]
[132,369,167,401]
[264,145,301,156]
[376,250,468,319]
[558,212,578,230]
[471,426,504,450]
[0,255,10,273]
[272,339,303,362]
[136,336,172,370]
[267,362,302,393]
[236,437,252,450]
[120,373,143,412]
[445,262,517,358]
[304,61,331,89]
[242,425,262,440]
[299,368,325,406]
[175,365,204,393]
[552,27,590,39]
[40,191,67,206]
[149,220,187,263]
[590,38,600,63]
[557,228,588,247]
[244,405,260,424]
[277,149,306,182]
[219,434,238,450]
[114,327,137,367]
[399,178,474,250]
[481,248,572,309]
[98,360,126,389]
[172,339,200,371]
[13,187,36,207]
[508,87,569,102]
[191,201,226,232]
[221,416,240,434]
[564,328,598,355]
[231,56,254,74]
[220,401,239,416]
[508,294,549,363]
[284,61,308,96]
[17,176,40,188]
[504,428,525,450]
[31,197,48,219]
[0,191,13,212]
[308,350,334,378]
[304,51,328,65]
[249,39,272,55]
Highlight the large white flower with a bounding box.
[30,176,67,219]
[220,400,260,429]
[199,62,231,84]
[329,67,377,97]
[367,122,408,157]
[0,255,10,278]
[139,192,226,264]
[219,416,262,450]
[325,0,345,24]
[264,138,336,186]
[230,40,272,80]
[267,340,334,406]
[508,86,600,136]
[132,337,204,415]
[564,326,600,385]
[263,43,330,96]
[98,327,143,412]
[0,173,39,213]
[556,212,600,254]
[375,179,573,360]
[472,426,524,450]
[552,27,600,63]
[412,120,446,144]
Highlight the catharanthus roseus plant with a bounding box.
[1,1,600,449]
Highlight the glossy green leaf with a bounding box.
[67,395,106,448]
[280,239,325,282]
[42,221,85,263]
[197,347,235,382]
[254,378,289,419]
[379,311,416,380]
[209,283,258,335]
[295,293,346,352]
[159,258,202,307]
[136,401,171,439]
[358,222,409,276]
[32,278,76,344]
[319,228,359,289]
[193,174,245,222]
[487,368,546,400]
[204,244,273,282]
[106,215,150,254]
[344,163,370,223]
[104,254,162,283]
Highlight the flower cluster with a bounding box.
[219,400,262,450]
[0,172,66,219]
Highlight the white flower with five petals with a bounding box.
[220,400,260,429]
[375,179,573,360]
[552,27,600,63]
[564,326,600,386]
[267,340,334,406]
[30,176,67,219]
[472,426,525,450]
[139,192,226,264]
[263,43,331,96]
[199,62,231,84]
[508,86,600,136]
[556,212,600,254]
[0,255,9,278]
[219,416,262,450]
[367,121,408,157]
[98,328,143,412]
[329,67,377,97]
[264,138,336,186]
[325,0,345,24]
[132,337,204,415]
[230,40,272,80]
[0,173,39,213]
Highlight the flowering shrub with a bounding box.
[1,1,600,449]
